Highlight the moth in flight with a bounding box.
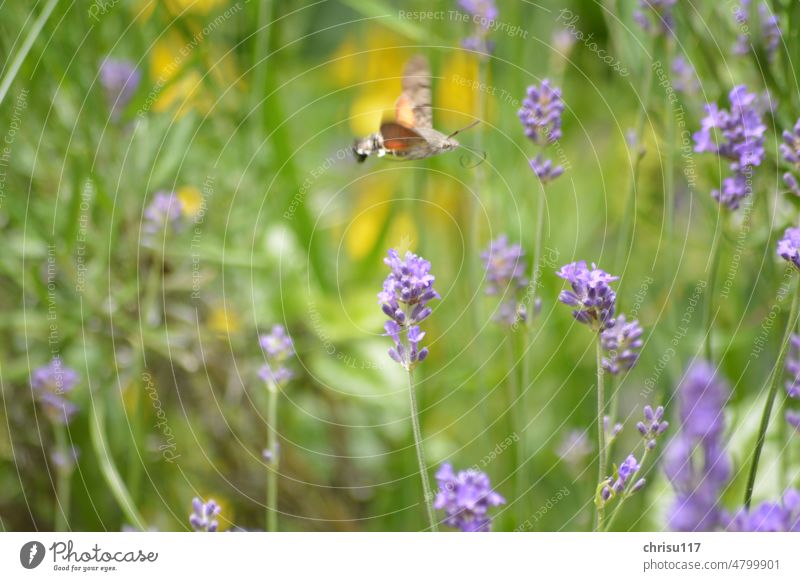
[352,55,478,162]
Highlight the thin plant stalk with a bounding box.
[266,379,279,532]
[53,422,71,531]
[703,215,725,362]
[506,335,524,523]
[130,255,162,504]
[89,397,145,529]
[594,335,607,531]
[744,279,800,508]
[664,36,676,255]
[406,369,438,531]
[0,0,60,107]
[613,40,655,278]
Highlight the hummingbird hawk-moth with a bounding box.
[352,55,477,162]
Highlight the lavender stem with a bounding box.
[266,379,279,532]
[744,280,800,508]
[703,213,724,362]
[595,335,607,531]
[406,370,438,531]
[54,422,71,531]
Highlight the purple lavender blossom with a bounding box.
[787,410,800,432]
[457,0,497,55]
[458,0,498,21]
[724,490,800,531]
[785,334,800,398]
[30,358,79,424]
[780,119,800,195]
[604,415,623,442]
[51,446,80,472]
[258,325,294,385]
[481,235,528,325]
[599,453,643,504]
[733,1,781,62]
[664,361,731,531]
[558,429,591,470]
[379,249,439,369]
[777,227,800,270]
[143,191,183,239]
[600,314,644,374]
[189,497,220,532]
[518,80,564,145]
[633,0,677,35]
[636,405,669,449]
[99,58,141,120]
[612,454,640,493]
[433,463,505,532]
[693,85,766,209]
[693,85,767,167]
[556,261,618,331]
[671,56,699,95]
[530,155,564,184]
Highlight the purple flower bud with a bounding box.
[190,497,220,532]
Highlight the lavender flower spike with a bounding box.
[723,489,800,531]
[379,249,439,369]
[693,85,766,210]
[636,405,669,449]
[258,324,295,385]
[481,235,528,325]
[31,358,79,424]
[189,497,220,532]
[600,314,644,374]
[778,227,800,271]
[434,463,505,532]
[672,56,699,95]
[664,361,731,531]
[143,191,183,239]
[99,57,141,120]
[518,80,564,145]
[781,119,800,195]
[530,155,564,185]
[556,261,619,331]
[633,0,677,35]
[457,0,498,55]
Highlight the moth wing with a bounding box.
[395,55,432,129]
[380,122,426,151]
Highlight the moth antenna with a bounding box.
[447,120,480,139]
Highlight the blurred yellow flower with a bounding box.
[330,36,359,86]
[149,32,215,117]
[150,33,186,84]
[166,0,229,15]
[387,212,417,256]
[343,29,409,135]
[208,305,241,336]
[437,52,480,128]
[177,186,203,218]
[344,178,392,260]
